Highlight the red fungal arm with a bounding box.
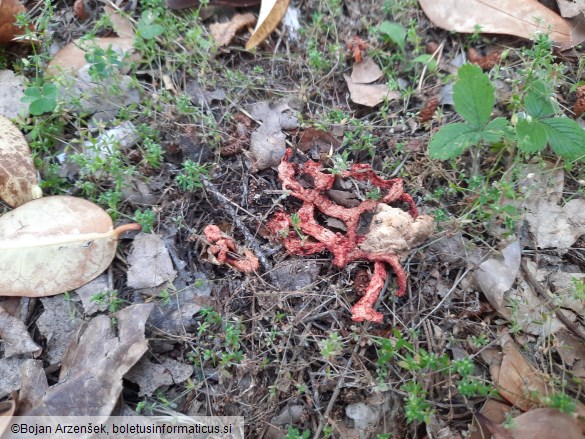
[204,225,259,273]
[267,149,416,323]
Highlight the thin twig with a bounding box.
[520,258,585,342]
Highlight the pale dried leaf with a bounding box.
[246,0,290,50]
[17,360,48,414]
[0,306,41,358]
[557,0,585,18]
[127,233,177,289]
[0,357,29,396]
[474,240,520,311]
[0,400,15,438]
[507,408,583,439]
[344,74,400,107]
[0,0,27,42]
[489,335,548,411]
[469,399,511,439]
[125,357,193,396]
[0,196,141,297]
[36,296,81,365]
[22,304,153,416]
[555,330,585,370]
[247,101,298,171]
[210,12,256,47]
[351,58,383,84]
[525,198,585,250]
[47,37,135,76]
[0,70,27,118]
[419,0,572,45]
[0,115,42,207]
[548,271,585,315]
[506,261,568,336]
[103,5,134,38]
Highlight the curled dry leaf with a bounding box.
[47,7,135,76]
[0,0,28,42]
[344,74,400,107]
[0,115,43,207]
[351,57,383,84]
[246,0,291,50]
[419,0,578,48]
[21,304,153,416]
[557,0,585,18]
[485,336,549,411]
[0,306,41,358]
[473,239,520,312]
[0,195,141,297]
[210,12,256,47]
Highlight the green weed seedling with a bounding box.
[285,426,310,439]
[428,64,509,160]
[429,63,585,162]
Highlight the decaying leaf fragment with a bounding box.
[419,0,573,46]
[0,306,41,358]
[344,59,400,107]
[246,0,291,50]
[47,6,136,76]
[210,12,256,47]
[21,304,153,416]
[0,115,43,207]
[0,196,141,297]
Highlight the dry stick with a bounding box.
[201,176,276,285]
[520,258,585,342]
[312,343,360,439]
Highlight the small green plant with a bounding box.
[137,10,165,40]
[134,208,156,233]
[176,160,208,191]
[571,277,585,301]
[428,64,508,160]
[319,332,344,360]
[22,83,58,115]
[285,426,310,439]
[290,213,307,241]
[429,63,585,162]
[377,21,406,55]
[90,290,125,313]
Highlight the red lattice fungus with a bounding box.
[267,149,434,323]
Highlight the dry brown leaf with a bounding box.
[126,233,177,289]
[104,5,134,38]
[0,196,141,297]
[246,0,290,50]
[469,399,512,439]
[344,74,400,107]
[473,240,520,312]
[17,360,48,414]
[247,101,298,171]
[0,400,15,438]
[557,0,585,18]
[21,304,153,416]
[419,0,572,46]
[488,336,549,411]
[0,306,41,358]
[47,37,135,76]
[0,115,42,207]
[125,357,193,396]
[0,0,27,42]
[210,12,256,47]
[351,57,383,84]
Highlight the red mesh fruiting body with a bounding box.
[204,225,259,273]
[267,149,417,323]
